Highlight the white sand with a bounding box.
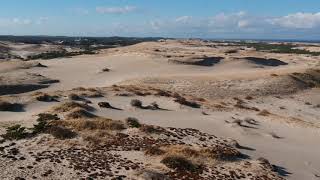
[0,40,319,179]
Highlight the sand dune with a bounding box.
[0,39,319,180]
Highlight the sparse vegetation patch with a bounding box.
[161,155,201,172]
[1,125,28,140]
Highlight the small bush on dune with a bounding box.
[47,126,76,140]
[82,131,112,144]
[200,145,241,160]
[102,67,110,72]
[155,90,172,97]
[68,93,82,101]
[34,62,48,68]
[80,89,104,98]
[145,146,165,156]
[72,87,87,91]
[65,108,96,119]
[59,118,126,131]
[126,117,141,128]
[32,113,59,134]
[159,145,241,162]
[37,113,60,121]
[140,125,165,134]
[225,49,238,54]
[140,170,169,180]
[131,99,143,108]
[32,119,49,134]
[161,155,201,172]
[53,101,93,112]
[149,102,160,110]
[31,113,60,135]
[35,93,57,102]
[245,96,254,100]
[98,102,113,108]
[164,145,200,158]
[174,96,201,108]
[258,109,271,116]
[1,125,28,140]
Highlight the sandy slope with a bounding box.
[0,40,320,180]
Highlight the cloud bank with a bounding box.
[142,12,320,39]
[96,6,137,14]
[1,10,320,39]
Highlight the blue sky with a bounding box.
[0,0,320,39]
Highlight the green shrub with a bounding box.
[130,99,143,108]
[126,117,141,128]
[32,120,49,134]
[1,125,28,140]
[38,113,59,121]
[32,113,59,134]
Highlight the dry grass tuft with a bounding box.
[234,98,259,111]
[34,93,57,102]
[258,109,271,116]
[38,113,60,121]
[53,101,93,113]
[47,126,77,140]
[149,144,241,163]
[56,118,126,132]
[82,130,113,144]
[162,145,200,158]
[140,125,165,134]
[72,87,87,91]
[65,107,97,119]
[145,146,166,156]
[199,145,241,160]
[68,93,82,100]
[174,95,201,108]
[81,91,103,98]
[245,96,254,100]
[71,87,104,98]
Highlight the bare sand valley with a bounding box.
[0,39,319,180]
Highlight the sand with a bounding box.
[0,39,319,180]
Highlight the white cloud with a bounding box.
[0,17,50,27]
[238,20,250,28]
[13,18,32,25]
[269,12,320,29]
[208,11,252,29]
[150,21,161,30]
[96,6,137,14]
[175,16,192,23]
[36,17,49,25]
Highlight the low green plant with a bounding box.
[32,113,59,134]
[1,125,28,140]
[126,117,141,128]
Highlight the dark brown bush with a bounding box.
[130,99,143,108]
[145,146,165,156]
[161,156,201,172]
[47,126,76,139]
[35,93,57,102]
[126,117,141,128]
